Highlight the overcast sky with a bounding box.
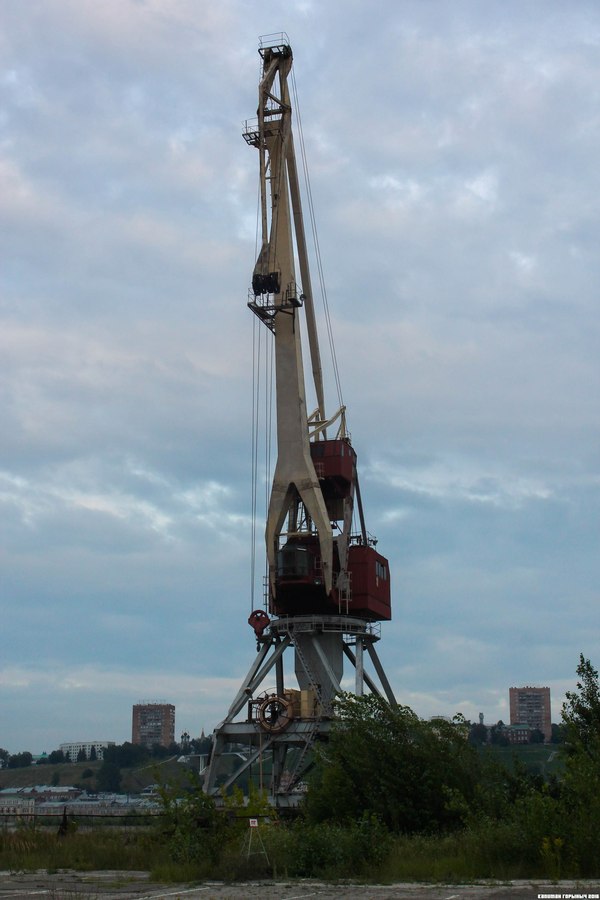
[1,0,599,754]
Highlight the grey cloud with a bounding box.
[1,0,598,751]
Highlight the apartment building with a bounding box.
[59,741,115,761]
[509,686,552,742]
[132,702,175,748]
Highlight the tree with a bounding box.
[468,722,488,745]
[559,654,600,872]
[0,748,10,767]
[562,654,600,758]
[530,728,545,744]
[7,751,32,769]
[89,745,97,761]
[104,742,148,768]
[77,747,87,762]
[158,770,226,866]
[96,759,122,793]
[151,742,171,760]
[305,693,478,833]
[190,734,212,755]
[48,749,65,764]
[490,721,510,746]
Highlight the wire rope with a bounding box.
[250,318,259,612]
[264,328,275,609]
[290,68,344,412]
[250,168,263,613]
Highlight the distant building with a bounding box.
[60,741,115,761]
[132,702,175,748]
[505,723,532,745]
[509,686,551,742]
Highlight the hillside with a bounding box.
[479,742,564,778]
[0,756,196,794]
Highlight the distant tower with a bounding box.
[479,712,484,725]
[132,701,175,748]
[509,686,551,742]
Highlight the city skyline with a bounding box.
[1,683,564,756]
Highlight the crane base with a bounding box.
[203,615,396,803]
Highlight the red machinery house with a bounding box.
[273,440,391,621]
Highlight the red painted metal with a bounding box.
[346,544,392,621]
[310,439,355,490]
[248,609,271,637]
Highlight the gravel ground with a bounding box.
[0,873,599,900]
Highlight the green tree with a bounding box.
[105,742,148,768]
[151,742,171,759]
[490,721,510,746]
[89,745,97,761]
[190,734,212,755]
[562,654,600,757]
[305,693,477,833]
[559,654,600,872]
[96,758,122,792]
[7,751,32,768]
[158,771,226,868]
[468,722,488,745]
[48,749,65,764]
[77,747,87,762]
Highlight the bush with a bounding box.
[304,694,478,834]
[156,772,226,873]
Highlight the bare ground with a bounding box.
[0,872,599,900]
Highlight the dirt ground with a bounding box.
[0,872,599,900]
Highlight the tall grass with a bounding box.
[0,817,593,882]
[0,828,170,873]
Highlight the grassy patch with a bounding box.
[0,829,170,873]
[0,817,591,882]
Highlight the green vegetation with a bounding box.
[0,829,167,874]
[304,696,476,833]
[1,655,599,882]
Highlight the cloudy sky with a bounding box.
[1,0,599,754]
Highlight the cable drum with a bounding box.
[257,693,294,733]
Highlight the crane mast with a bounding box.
[204,35,395,805]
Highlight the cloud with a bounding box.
[0,0,598,754]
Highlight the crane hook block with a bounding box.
[248,609,271,638]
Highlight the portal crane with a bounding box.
[204,35,396,804]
